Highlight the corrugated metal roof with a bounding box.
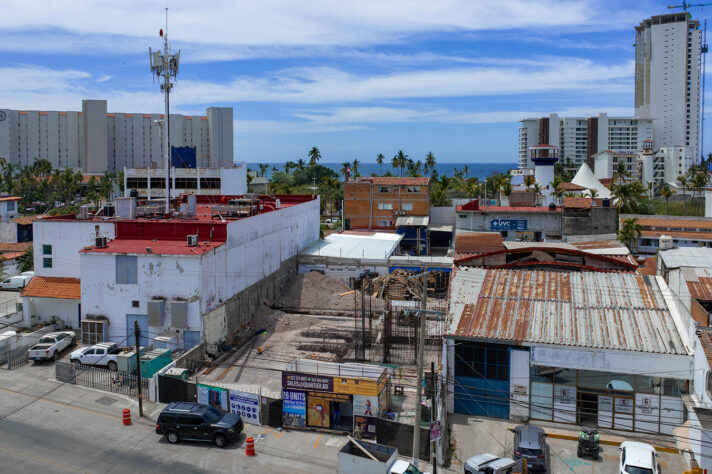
[447,267,686,355]
[456,232,505,254]
[395,216,429,227]
[626,215,712,230]
[659,247,712,269]
[503,241,577,251]
[388,255,453,267]
[679,267,712,301]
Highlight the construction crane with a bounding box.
[669,2,711,165]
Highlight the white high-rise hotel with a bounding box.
[518,12,702,170]
[635,12,701,160]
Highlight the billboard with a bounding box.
[489,219,527,231]
[229,391,261,425]
[282,372,333,392]
[282,389,306,428]
[197,384,229,411]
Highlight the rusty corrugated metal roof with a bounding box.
[447,267,686,355]
[455,232,505,254]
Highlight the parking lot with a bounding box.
[449,413,688,473]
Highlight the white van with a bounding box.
[0,275,32,291]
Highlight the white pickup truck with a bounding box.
[27,331,76,362]
[70,342,122,371]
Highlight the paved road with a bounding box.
[0,369,342,473]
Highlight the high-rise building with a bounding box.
[635,13,701,160]
[0,100,234,174]
[518,113,653,169]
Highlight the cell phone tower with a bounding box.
[149,8,180,214]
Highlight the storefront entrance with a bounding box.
[577,392,598,426]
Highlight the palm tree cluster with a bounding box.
[675,164,710,216]
[0,157,117,213]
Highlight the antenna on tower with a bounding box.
[149,6,180,214]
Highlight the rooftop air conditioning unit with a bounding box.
[187,234,198,247]
[95,236,108,248]
[78,205,89,220]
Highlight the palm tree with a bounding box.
[352,158,361,176]
[258,163,269,177]
[585,189,599,198]
[532,183,543,206]
[677,174,688,216]
[462,164,470,179]
[660,185,675,215]
[296,158,306,170]
[523,175,535,190]
[692,172,709,215]
[340,162,351,178]
[376,153,385,176]
[308,146,321,166]
[551,184,565,204]
[500,180,512,203]
[614,162,630,187]
[618,218,643,253]
[424,152,436,177]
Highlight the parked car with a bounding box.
[27,331,75,362]
[619,441,660,474]
[155,402,243,448]
[513,425,547,471]
[465,453,519,473]
[0,275,32,291]
[70,342,122,370]
[20,271,35,277]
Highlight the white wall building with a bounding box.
[593,145,693,188]
[518,113,653,169]
[78,196,319,348]
[635,13,702,161]
[124,165,247,198]
[0,100,234,174]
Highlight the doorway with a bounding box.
[577,392,598,426]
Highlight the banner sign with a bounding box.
[333,377,379,396]
[282,389,306,428]
[354,415,378,440]
[197,384,228,411]
[229,391,261,425]
[282,372,333,392]
[490,219,527,231]
[353,394,379,417]
[430,420,442,441]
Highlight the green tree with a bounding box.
[352,158,361,176]
[523,175,535,190]
[258,163,269,177]
[585,189,599,198]
[618,218,643,252]
[18,247,33,273]
[296,158,306,170]
[424,152,436,177]
[692,171,709,215]
[376,153,385,176]
[677,174,688,216]
[392,149,408,176]
[308,146,321,166]
[660,185,675,215]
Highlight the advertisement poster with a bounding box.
[197,384,228,411]
[229,391,261,425]
[353,395,379,417]
[354,415,377,440]
[333,377,378,396]
[282,389,306,428]
[282,372,333,392]
[307,394,331,428]
[430,420,442,441]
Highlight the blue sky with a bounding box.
[1,0,707,163]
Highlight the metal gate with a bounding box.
[55,361,148,397]
[6,345,29,369]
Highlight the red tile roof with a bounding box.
[0,252,25,261]
[562,197,605,209]
[632,216,712,230]
[0,196,22,202]
[0,242,32,253]
[21,276,80,300]
[559,182,586,191]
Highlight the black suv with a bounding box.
[156,402,244,448]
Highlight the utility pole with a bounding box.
[134,320,143,417]
[149,8,180,214]
[412,271,428,468]
[431,360,437,474]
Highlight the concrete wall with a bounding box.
[0,221,17,243]
[22,297,79,328]
[33,220,116,278]
[203,256,297,345]
[456,210,562,240]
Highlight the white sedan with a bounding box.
[619,441,660,474]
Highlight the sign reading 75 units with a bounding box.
[490,219,527,231]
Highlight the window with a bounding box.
[132,300,140,308]
[407,186,421,193]
[126,177,148,189]
[402,203,414,211]
[378,187,392,193]
[43,258,52,268]
[200,178,221,189]
[459,214,467,219]
[376,220,393,227]
[6,201,15,212]
[115,255,138,284]
[377,203,393,210]
[43,245,52,255]
[176,415,202,425]
[175,178,198,189]
[149,178,166,188]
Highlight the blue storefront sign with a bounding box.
[490,219,527,231]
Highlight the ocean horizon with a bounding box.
[246,162,517,181]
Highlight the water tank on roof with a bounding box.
[602,198,610,208]
[659,234,673,250]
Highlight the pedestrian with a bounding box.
[333,403,341,427]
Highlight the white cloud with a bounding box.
[0,0,635,56]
